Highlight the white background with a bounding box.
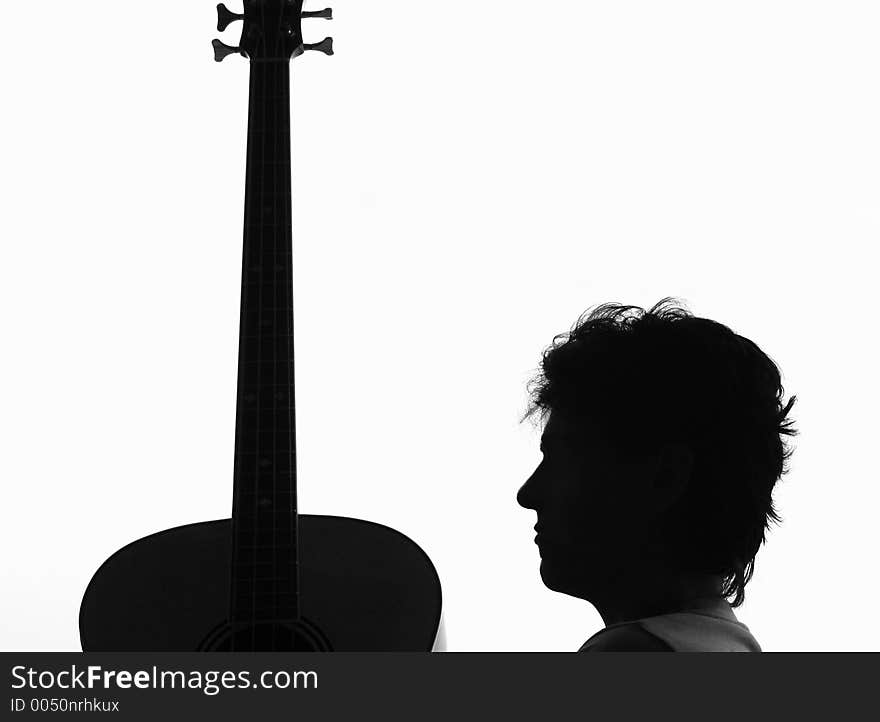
[2,1,878,651]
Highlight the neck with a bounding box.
[587,567,724,627]
[229,59,298,625]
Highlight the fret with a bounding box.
[235,479,296,489]
[242,248,290,260]
[239,385,292,397]
[232,553,296,566]
[239,337,293,359]
[236,447,294,458]
[239,363,295,380]
[236,427,294,443]
[234,557,295,568]
[238,360,294,374]
[236,402,293,413]
[244,273,291,281]
[241,273,291,286]
[233,505,295,518]
[239,491,294,502]
[243,227,292,235]
[235,434,295,446]
[239,335,293,343]
[234,484,297,497]
[242,310,294,319]
[235,395,295,407]
[235,405,293,417]
[243,283,291,295]
[244,258,291,269]
[240,325,292,340]
[236,444,296,456]
[235,588,297,601]
[232,606,299,622]
[233,575,296,588]
[234,403,296,417]
[236,554,296,565]
[239,405,296,412]
[234,484,297,495]
[236,485,296,498]
[241,284,292,295]
[234,566,296,579]
[244,246,291,254]
[238,326,293,335]
[244,189,292,197]
[238,345,293,358]
[244,260,291,270]
[236,386,295,395]
[233,555,295,569]
[235,472,296,485]
[234,509,296,520]
[243,250,291,260]
[236,441,296,452]
[235,408,295,422]
[236,409,298,419]
[233,530,296,542]
[240,323,292,336]
[234,575,296,586]
[235,499,296,511]
[242,260,291,269]
[236,426,294,441]
[235,498,296,510]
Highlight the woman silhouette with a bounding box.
[517,298,798,651]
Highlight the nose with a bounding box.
[517,465,541,511]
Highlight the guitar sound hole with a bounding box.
[199,618,332,651]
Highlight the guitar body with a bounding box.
[80,516,442,651]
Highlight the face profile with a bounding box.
[518,413,658,598]
[517,298,798,651]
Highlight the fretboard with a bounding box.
[229,58,299,624]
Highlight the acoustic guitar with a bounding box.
[79,1,443,652]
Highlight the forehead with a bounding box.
[542,412,600,446]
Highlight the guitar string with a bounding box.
[288,56,302,636]
[268,44,278,652]
[285,37,301,645]
[275,1,298,647]
[284,57,298,638]
[273,49,279,653]
[250,21,267,650]
[230,45,257,652]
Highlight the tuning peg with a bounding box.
[217,3,244,32]
[302,8,333,19]
[303,37,334,55]
[212,39,241,62]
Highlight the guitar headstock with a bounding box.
[212,1,333,63]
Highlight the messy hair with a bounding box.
[523,297,798,607]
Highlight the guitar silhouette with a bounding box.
[79,1,443,652]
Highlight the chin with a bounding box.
[538,546,605,601]
[539,558,581,597]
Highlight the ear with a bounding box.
[649,442,693,514]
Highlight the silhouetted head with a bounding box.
[517,298,797,608]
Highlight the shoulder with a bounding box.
[580,623,674,652]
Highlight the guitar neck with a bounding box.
[230,58,299,624]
